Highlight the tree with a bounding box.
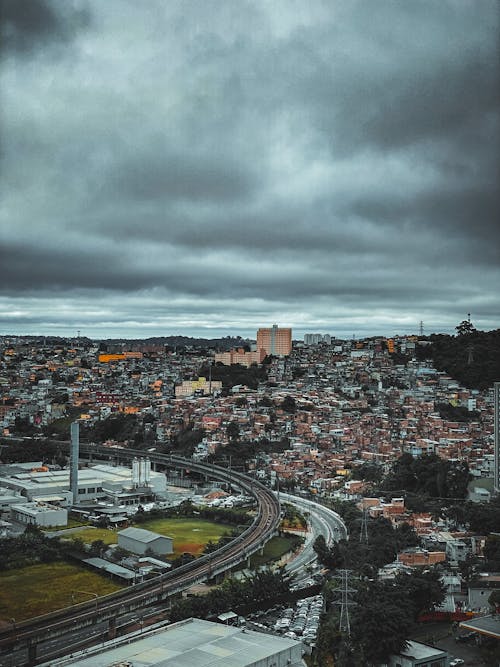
[350,462,382,484]
[483,534,500,571]
[313,535,336,568]
[258,395,273,407]
[226,421,240,442]
[456,318,476,336]
[394,569,445,620]
[234,396,247,407]
[488,589,500,612]
[352,580,414,665]
[280,396,296,413]
[89,539,107,557]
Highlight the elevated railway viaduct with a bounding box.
[0,446,281,665]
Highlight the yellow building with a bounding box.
[175,377,223,398]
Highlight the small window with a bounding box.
[78,488,85,494]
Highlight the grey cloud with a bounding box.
[0,0,90,54]
[110,149,259,203]
[0,0,498,337]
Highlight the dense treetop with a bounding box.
[417,328,500,390]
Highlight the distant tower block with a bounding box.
[495,382,500,494]
[70,421,80,505]
[256,325,292,356]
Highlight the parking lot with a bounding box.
[246,594,324,646]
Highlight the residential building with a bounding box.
[256,325,292,356]
[214,348,266,367]
[175,376,223,397]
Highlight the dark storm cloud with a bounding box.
[110,149,259,203]
[0,0,499,337]
[0,0,90,53]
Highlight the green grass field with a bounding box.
[0,562,122,622]
[60,518,234,555]
[248,535,301,568]
[0,519,238,622]
[140,518,232,556]
[62,526,119,545]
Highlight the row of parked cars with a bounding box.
[274,595,323,644]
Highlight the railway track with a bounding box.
[0,447,281,665]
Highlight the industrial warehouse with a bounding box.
[0,424,169,527]
[44,617,306,667]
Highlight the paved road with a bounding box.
[278,493,347,586]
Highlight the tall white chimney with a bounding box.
[132,457,140,487]
[69,421,79,505]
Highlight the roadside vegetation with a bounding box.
[169,568,289,622]
[247,533,304,568]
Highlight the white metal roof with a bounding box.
[46,618,304,667]
[118,527,171,543]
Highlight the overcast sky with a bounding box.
[1,0,499,340]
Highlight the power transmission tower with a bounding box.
[332,569,357,635]
[419,320,424,337]
[467,344,474,365]
[359,508,369,543]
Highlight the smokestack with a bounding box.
[132,457,140,487]
[70,421,79,505]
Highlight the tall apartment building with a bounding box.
[256,325,292,356]
[304,333,331,345]
[495,382,500,493]
[214,348,266,367]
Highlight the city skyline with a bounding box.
[1,1,499,340]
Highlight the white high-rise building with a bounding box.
[304,333,331,345]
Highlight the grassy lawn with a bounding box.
[248,535,301,568]
[140,518,233,556]
[63,526,120,545]
[0,562,122,622]
[60,518,235,555]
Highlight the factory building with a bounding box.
[10,501,68,527]
[0,460,166,509]
[45,617,305,667]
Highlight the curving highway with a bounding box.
[0,447,281,666]
[279,492,347,586]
